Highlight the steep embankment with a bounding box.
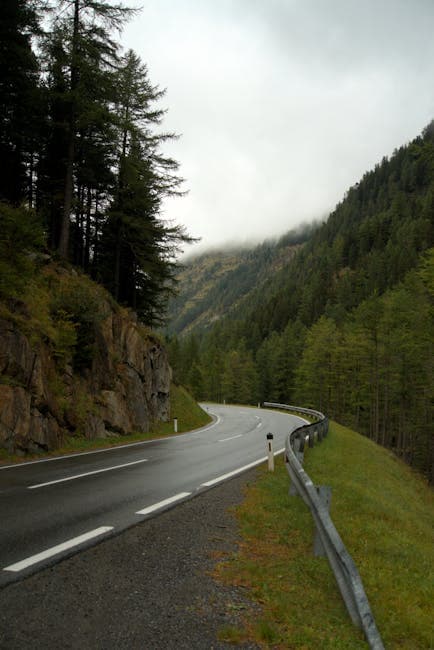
[0,259,171,457]
[217,421,434,648]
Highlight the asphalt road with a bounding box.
[0,404,304,587]
[0,467,263,649]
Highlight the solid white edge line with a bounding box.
[1,416,222,471]
[28,458,148,489]
[201,448,285,487]
[3,526,114,573]
[191,414,221,435]
[1,404,300,471]
[0,441,154,470]
[135,492,191,516]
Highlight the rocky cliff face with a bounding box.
[0,306,171,456]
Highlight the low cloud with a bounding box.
[125,0,434,253]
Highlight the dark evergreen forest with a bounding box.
[170,124,434,483]
[0,0,191,325]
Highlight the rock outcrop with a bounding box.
[0,306,171,456]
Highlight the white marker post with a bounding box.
[173,417,178,433]
[267,433,274,471]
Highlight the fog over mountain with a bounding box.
[125,0,434,254]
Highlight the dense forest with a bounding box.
[169,123,434,483]
[0,0,191,325]
[167,226,314,336]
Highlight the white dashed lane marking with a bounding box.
[28,458,149,489]
[6,450,287,576]
[135,492,192,516]
[3,527,114,573]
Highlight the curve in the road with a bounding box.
[0,404,304,586]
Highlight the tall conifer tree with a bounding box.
[44,0,134,257]
[0,0,40,204]
[98,50,193,324]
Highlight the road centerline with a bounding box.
[217,434,243,442]
[3,526,114,573]
[28,458,149,489]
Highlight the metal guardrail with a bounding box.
[264,402,384,650]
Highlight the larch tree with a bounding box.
[0,0,41,205]
[98,50,193,324]
[43,0,134,257]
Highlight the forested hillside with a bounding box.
[167,228,312,336]
[0,1,191,454]
[170,123,434,482]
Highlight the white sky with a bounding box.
[123,0,434,255]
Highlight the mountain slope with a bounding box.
[232,120,434,337]
[169,121,434,483]
[170,121,433,340]
[167,229,311,337]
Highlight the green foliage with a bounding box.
[295,257,434,480]
[97,50,192,325]
[49,271,109,371]
[232,121,434,338]
[0,1,190,327]
[0,202,44,300]
[221,346,258,405]
[0,0,41,204]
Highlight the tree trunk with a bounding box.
[114,220,121,301]
[58,0,79,259]
[58,136,74,257]
[84,185,92,271]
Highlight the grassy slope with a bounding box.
[216,421,434,649]
[152,383,212,434]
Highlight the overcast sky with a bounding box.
[123,0,434,256]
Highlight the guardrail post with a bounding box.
[295,435,304,463]
[313,485,332,556]
[288,437,303,495]
[289,479,299,496]
[266,433,274,471]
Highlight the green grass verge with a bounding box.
[152,383,212,435]
[0,383,211,463]
[216,421,434,649]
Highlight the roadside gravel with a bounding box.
[0,470,261,649]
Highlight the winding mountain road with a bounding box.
[0,404,304,587]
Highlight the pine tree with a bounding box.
[43,0,134,257]
[98,50,193,324]
[0,0,41,204]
